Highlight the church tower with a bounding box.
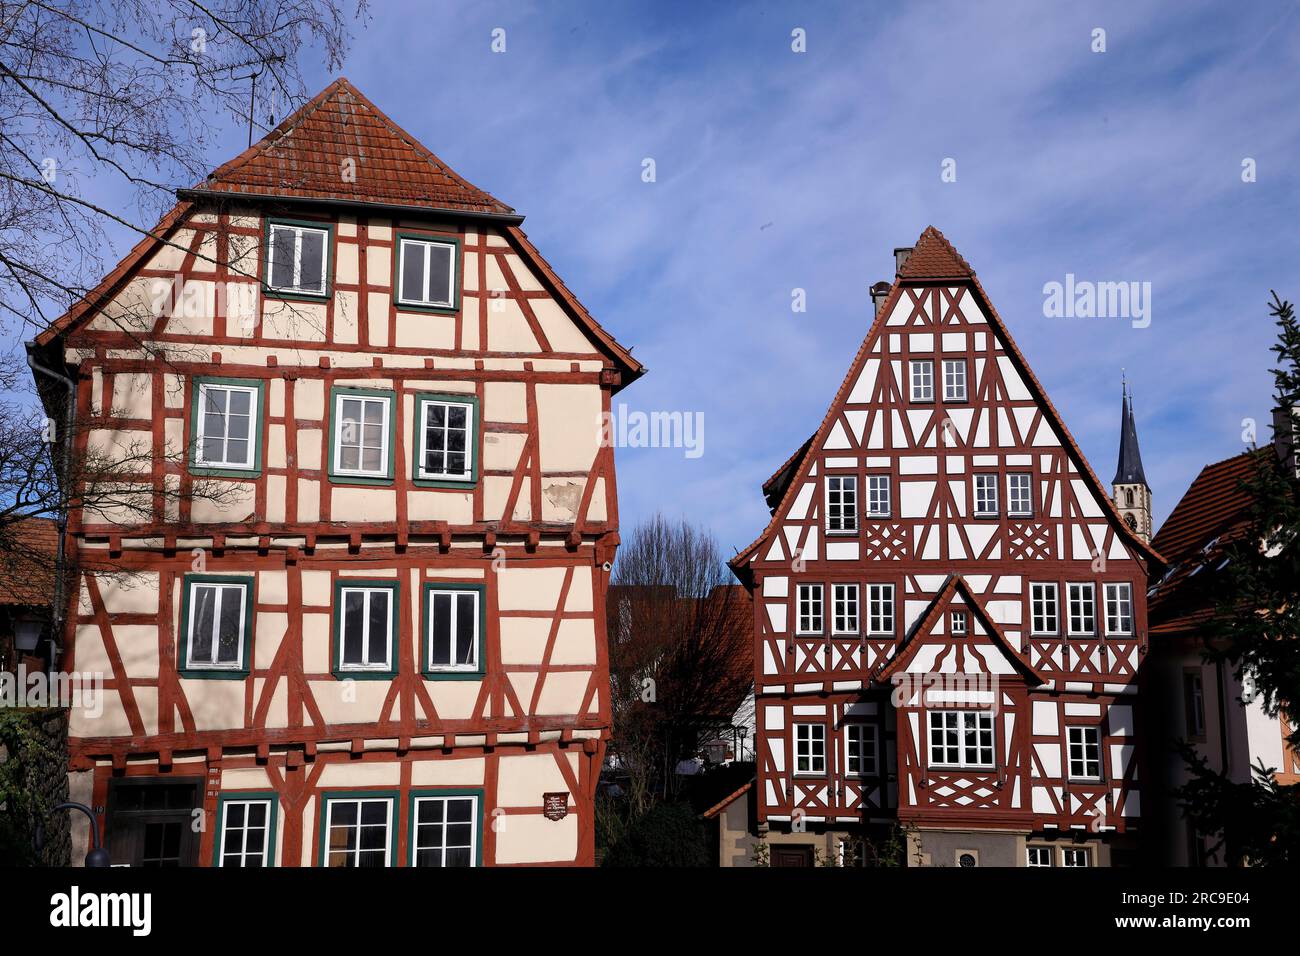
[1113,382,1153,541]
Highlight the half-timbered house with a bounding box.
[29,78,643,867]
[729,227,1160,867]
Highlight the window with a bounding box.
[1031,583,1059,635]
[410,794,479,867]
[866,475,891,517]
[322,795,393,867]
[1184,670,1206,738]
[909,359,934,402]
[181,576,252,674]
[193,381,260,471]
[794,723,826,775]
[973,474,999,517]
[1026,846,1054,867]
[397,236,457,309]
[266,221,329,295]
[1067,583,1096,636]
[424,585,483,675]
[942,359,967,402]
[928,710,994,768]
[950,610,967,636]
[825,476,858,533]
[416,395,476,482]
[831,583,859,635]
[797,584,823,635]
[1062,847,1091,868]
[331,390,393,480]
[1104,582,1134,636]
[216,796,276,867]
[867,584,894,635]
[335,582,397,676]
[845,723,878,776]
[1067,726,1102,780]
[1007,473,1032,517]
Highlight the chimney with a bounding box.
[894,246,914,275]
[870,281,891,316]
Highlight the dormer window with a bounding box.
[397,235,458,310]
[266,220,329,296]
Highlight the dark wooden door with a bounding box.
[106,778,203,867]
[771,844,815,867]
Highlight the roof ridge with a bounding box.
[898,225,975,281]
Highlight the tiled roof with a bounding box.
[0,518,59,607]
[898,226,975,281]
[199,78,513,215]
[1148,450,1266,635]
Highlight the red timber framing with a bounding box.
[37,78,642,867]
[730,227,1160,858]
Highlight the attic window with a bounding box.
[266,221,329,296]
[398,236,457,309]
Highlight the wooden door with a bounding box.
[771,844,815,867]
[105,778,203,867]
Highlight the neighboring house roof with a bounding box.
[0,518,59,607]
[195,77,513,215]
[729,225,1164,582]
[700,780,753,820]
[1148,450,1266,636]
[33,78,645,386]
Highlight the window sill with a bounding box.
[422,670,484,681]
[395,300,459,315]
[262,285,330,302]
[414,476,477,490]
[179,667,249,680]
[190,464,263,480]
[333,668,399,681]
[328,473,396,487]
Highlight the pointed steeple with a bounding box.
[1113,380,1148,485]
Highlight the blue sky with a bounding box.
[30,0,1300,555]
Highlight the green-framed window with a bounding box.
[332,578,400,679]
[394,233,461,312]
[214,792,279,867]
[318,791,398,868]
[408,789,483,867]
[413,392,478,486]
[421,582,485,679]
[178,573,255,678]
[189,377,265,476]
[328,386,396,483]
[264,218,332,298]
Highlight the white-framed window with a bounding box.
[867,583,894,635]
[337,585,395,673]
[323,796,392,868]
[867,474,891,517]
[1062,847,1091,868]
[411,794,478,867]
[928,710,995,769]
[185,579,249,670]
[425,587,481,673]
[1031,582,1059,635]
[794,723,826,775]
[942,358,967,402]
[909,359,935,402]
[397,236,457,308]
[845,723,878,776]
[217,798,274,867]
[1184,670,1206,738]
[950,610,968,636]
[266,221,329,295]
[831,583,859,635]
[1067,726,1102,780]
[332,392,391,478]
[194,382,259,470]
[973,474,999,516]
[1104,582,1134,636]
[1067,583,1096,636]
[825,475,858,533]
[797,583,824,635]
[417,397,474,481]
[1026,845,1054,867]
[1007,472,1032,517]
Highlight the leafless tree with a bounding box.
[607,514,753,820]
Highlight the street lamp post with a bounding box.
[37,802,111,867]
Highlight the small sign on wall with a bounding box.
[542,792,569,821]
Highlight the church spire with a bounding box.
[1112,377,1152,541]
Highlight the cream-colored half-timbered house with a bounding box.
[30,78,643,867]
[729,228,1162,867]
